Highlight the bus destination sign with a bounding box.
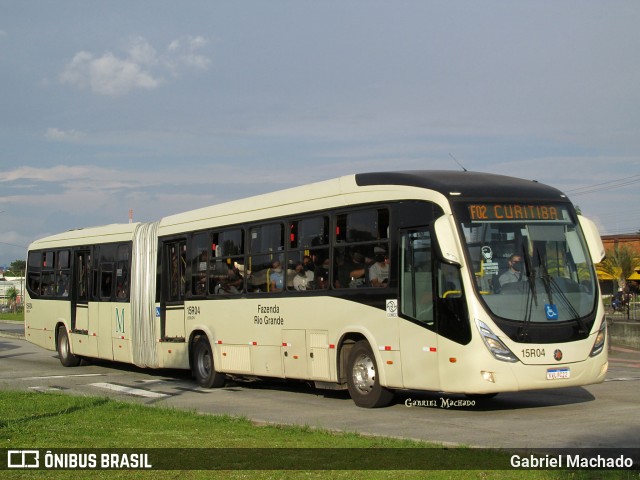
[468,204,560,222]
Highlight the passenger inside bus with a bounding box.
[314,258,331,290]
[292,262,314,290]
[269,260,284,292]
[336,250,366,288]
[212,262,243,294]
[369,247,389,287]
[499,254,522,286]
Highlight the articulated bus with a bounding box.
[25,171,608,407]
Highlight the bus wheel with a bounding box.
[347,340,394,408]
[57,326,81,367]
[193,337,226,388]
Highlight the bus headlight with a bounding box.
[476,319,519,363]
[590,319,607,357]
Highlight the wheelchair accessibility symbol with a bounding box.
[545,304,559,320]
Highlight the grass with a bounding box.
[0,391,627,479]
[0,311,23,322]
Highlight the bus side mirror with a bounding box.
[434,215,462,266]
[578,215,605,264]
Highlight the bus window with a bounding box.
[27,271,41,296]
[167,241,187,301]
[334,208,390,289]
[27,251,41,297]
[41,272,55,296]
[436,262,471,345]
[290,216,329,249]
[39,251,57,297]
[400,229,434,327]
[56,271,70,297]
[211,229,244,295]
[43,251,54,269]
[190,233,209,296]
[76,252,90,301]
[288,215,329,291]
[216,229,243,256]
[57,250,70,269]
[116,245,130,300]
[248,223,284,293]
[336,208,389,243]
[100,264,114,300]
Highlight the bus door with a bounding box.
[398,228,441,391]
[161,240,187,340]
[71,250,90,333]
[70,249,97,357]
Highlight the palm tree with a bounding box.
[5,286,19,312]
[597,244,640,291]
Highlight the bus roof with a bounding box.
[158,170,568,235]
[28,170,569,249]
[355,170,567,200]
[28,222,140,250]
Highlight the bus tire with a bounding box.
[57,325,81,367]
[193,337,226,388]
[347,340,394,408]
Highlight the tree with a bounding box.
[6,285,18,312]
[8,260,26,276]
[597,244,640,291]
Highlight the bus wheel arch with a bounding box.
[340,335,394,408]
[56,323,81,367]
[190,332,226,388]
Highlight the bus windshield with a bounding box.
[456,202,598,326]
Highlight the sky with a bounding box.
[1,1,639,268]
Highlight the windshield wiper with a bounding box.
[537,250,553,305]
[522,246,538,307]
[536,251,587,333]
[547,276,588,333]
[518,245,537,341]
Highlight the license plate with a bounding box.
[546,368,570,380]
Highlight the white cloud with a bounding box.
[60,35,210,96]
[127,36,158,67]
[60,49,161,97]
[164,35,211,73]
[0,165,95,183]
[44,127,86,142]
[0,163,289,193]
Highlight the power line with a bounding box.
[565,174,640,197]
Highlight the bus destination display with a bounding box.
[468,204,560,222]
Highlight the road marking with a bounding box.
[20,374,106,380]
[89,382,169,398]
[28,386,66,392]
[604,377,640,382]
[174,386,221,394]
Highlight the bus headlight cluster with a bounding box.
[476,319,519,363]
[590,319,607,357]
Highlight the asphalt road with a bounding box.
[1,323,639,450]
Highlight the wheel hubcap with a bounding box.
[60,335,69,358]
[352,353,376,394]
[199,350,211,376]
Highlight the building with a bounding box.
[0,277,24,307]
[598,233,640,295]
